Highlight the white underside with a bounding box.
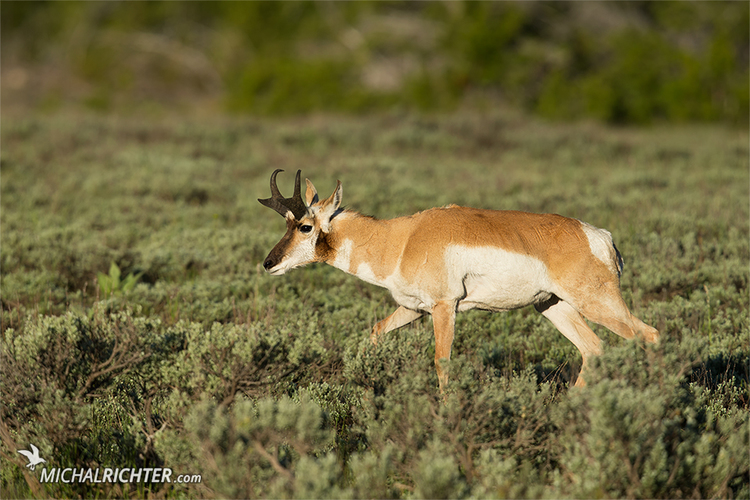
[445,245,553,312]
[331,240,554,313]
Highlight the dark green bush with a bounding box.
[0,308,170,498]
[2,1,747,123]
[225,58,388,115]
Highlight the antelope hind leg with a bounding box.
[536,296,603,387]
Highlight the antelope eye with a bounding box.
[299,225,313,233]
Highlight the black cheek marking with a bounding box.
[315,233,334,262]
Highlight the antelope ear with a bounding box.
[317,180,342,233]
[305,179,319,206]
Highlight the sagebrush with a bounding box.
[1,112,748,498]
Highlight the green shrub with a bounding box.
[155,394,336,499]
[554,338,749,499]
[0,307,169,498]
[162,312,329,408]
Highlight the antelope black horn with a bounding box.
[258,169,308,219]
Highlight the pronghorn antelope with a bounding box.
[259,170,659,392]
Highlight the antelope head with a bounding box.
[258,169,342,275]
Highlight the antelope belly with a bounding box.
[445,245,552,312]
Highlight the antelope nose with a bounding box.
[263,259,274,270]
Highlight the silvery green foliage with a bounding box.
[2,114,747,498]
[155,394,335,499]
[2,305,747,499]
[553,337,749,499]
[0,308,166,498]
[161,310,327,407]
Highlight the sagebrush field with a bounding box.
[1,111,748,498]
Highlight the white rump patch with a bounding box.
[579,222,617,274]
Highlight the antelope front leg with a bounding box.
[431,301,457,394]
[371,306,423,344]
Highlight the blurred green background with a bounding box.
[2,0,748,124]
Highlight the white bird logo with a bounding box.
[18,444,46,471]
